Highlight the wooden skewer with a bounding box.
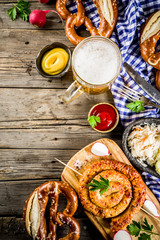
[54,157,160,222]
[54,157,83,176]
[141,207,160,222]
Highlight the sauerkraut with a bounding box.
[128,123,160,172]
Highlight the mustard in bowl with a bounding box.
[36,42,71,78]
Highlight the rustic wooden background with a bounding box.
[0,1,124,239]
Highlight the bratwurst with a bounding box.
[78,159,146,232]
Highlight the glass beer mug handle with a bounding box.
[61,81,83,103]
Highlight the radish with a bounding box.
[29,9,63,28]
[113,230,132,240]
[143,199,159,217]
[38,0,49,3]
[91,142,110,156]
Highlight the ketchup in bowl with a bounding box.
[88,103,119,133]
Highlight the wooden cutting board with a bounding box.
[61,138,160,240]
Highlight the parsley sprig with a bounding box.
[8,0,31,21]
[127,218,160,240]
[88,175,110,196]
[126,100,145,113]
[88,115,101,128]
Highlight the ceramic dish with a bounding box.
[88,103,119,133]
[36,42,71,78]
[122,118,160,178]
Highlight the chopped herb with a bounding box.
[88,175,110,196]
[127,218,160,240]
[8,0,31,21]
[126,100,145,113]
[88,115,101,128]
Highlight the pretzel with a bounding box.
[93,0,118,37]
[156,70,160,91]
[78,159,146,232]
[65,14,99,46]
[140,10,160,70]
[56,0,118,45]
[23,181,80,240]
[56,0,85,27]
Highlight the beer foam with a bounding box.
[73,39,121,85]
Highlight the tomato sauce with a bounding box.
[90,104,117,131]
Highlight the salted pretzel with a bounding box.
[56,0,85,27]
[140,10,160,70]
[56,0,118,45]
[23,181,80,240]
[78,159,146,232]
[65,14,99,46]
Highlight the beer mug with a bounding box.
[62,36,122,103]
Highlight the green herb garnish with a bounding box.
[127,218,160,240]
[88,115,101,128]
[126,100,145,113]
[127,220,141,237]
[88,175,110,196]
[8,0,31,21]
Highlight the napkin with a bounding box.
[142,172,160,202]
[67,0,160,202]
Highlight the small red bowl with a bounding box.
[88,102,119,133]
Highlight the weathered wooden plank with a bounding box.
[0,2,63,30]
[0,149,78,180]
[0,137,124,180]
[0,119,87,129]
[0,217,104,240]
[0,88,114,121]
[0,125,122,149]
[0,29,72,59]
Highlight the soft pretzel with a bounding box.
[65,14,99,46]
[140,11,160,70]
[23,181,80,240]
[93,0,118,37]
[56,0,118,45]
[78,159,146,232]
[56,0,70,20]
[56,0,85,27]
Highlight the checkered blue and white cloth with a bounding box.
[142,172,160,201]
[67,0,160,202]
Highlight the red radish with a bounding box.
[143,199,159,217]
[91,142,110,156]
[38,0,49,3]
[29,9,63,28]
[113,230,132,240]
